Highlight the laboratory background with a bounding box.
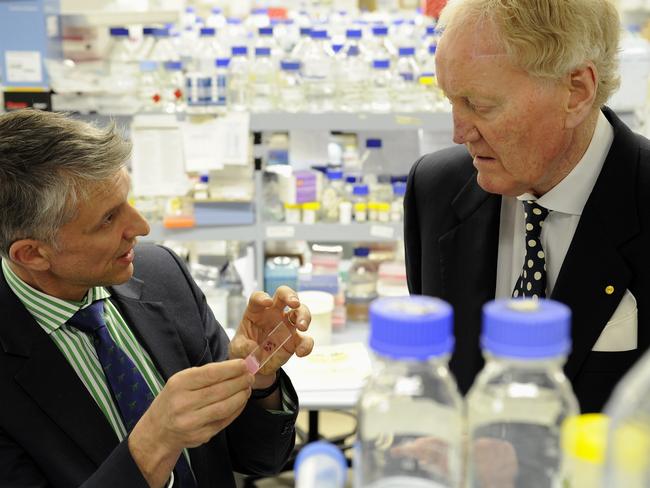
[2,0,650,486]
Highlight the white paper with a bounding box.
[370,224,395,239]
[266,225,296,239]
[180,119,223,172]
[218,112,250,167]
[130,124,190,197]
[289,129,330,170]
[6,51,43,83]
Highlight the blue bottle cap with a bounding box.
[347,46,360,57]
[294,441,347,480]
[164,61,182,71]
[185,6,195,12]
[399,47,415,56]
[426,25,437,35]
[482,299,572,359]
[326,169,343,180]
[346,28,362,39]
[370,296,454,359]
[300,27,312,36]
[215,57,230,68]
[231,46,248,56]
[352,184,369,196]
[259,26,274,36]
[252,8,267,14]
[310,29,328,39]
[226,18,242,25]
[280,60,301,71]
[346,175,359,184]
[354,247,370,257]
[109,27,129,37]
[199,174,209,183]
[143,27,156,36]
[429,44,437,55]
[139,60,158,72]
[332,44,343,53]
[200,27,216,36]
[255,47,271,57]
[211,7,223,14]
[372,25,389,36]
[392,181,406,196]
[366,138,382,148]
[372,59,390,69]
[154,28,170,37]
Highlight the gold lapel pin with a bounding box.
[605,285,615,295]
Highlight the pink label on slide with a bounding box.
[245,354,260,375]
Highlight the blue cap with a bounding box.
[143,27,156,36]
[370,296,455,359]
[185,6,195,12]
[139,60,158,72]
[346,28,362,39]
[300,27,312,36]
[327,169,343,180]
[255,47,271,56]
[153,28,170,37]
[372,26,388,36]
[215,57,230,67]
[294,441,347,482]
[399,47,415,56]
[429,44,437,55]
[366,138,382,148]
[346,175,359,184]
[347,46,360,57]
[252,7,267,14]
[482,299,572,359]
[259,26,273,36]
[211,6,223,13]
[281,60,300,70]
[393,181,406,196]
[354,247,369,257]
[332,44,343,53]
[373,59,390,69]
[426,25,437,35]
[164,61,182,70]
[310,29,327,39]
[231,46,248,56]
[109,27,129,36]
[199,174,209,183]
[353,184,369,196]
[226,18,242,25]
[200,27,216,36]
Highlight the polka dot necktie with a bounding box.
[67,300,196,488]
[512,200,551,299]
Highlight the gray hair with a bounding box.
[0,110,132,258]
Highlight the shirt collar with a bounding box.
[518,110,614,216]
[1,259,111,334]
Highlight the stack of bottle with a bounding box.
[99,7,447,114]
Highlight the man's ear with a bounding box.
[9,239,53,272]
[564,62,598,129]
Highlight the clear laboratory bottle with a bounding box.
[466,299,579,488]
[137,27,156,61]
[213,57,230,110]
[290,27,314,60]
[369,59,393,113]
[161,61,185,113]
[106,27,138,93]
[355,295,463,488]
[302,28,336,113]
[249,47,276,112]
[228,46,250,111]
[278,60,304,112]
[393,47,421,112]
[345,247,377,322]
[295,441,348,488]
[206,6,227,30]
[419,44,441,111]
[604,347,650,487]
[360,139,389,185]
[137,60,162,112]
[364,25,396,62]
[255,26,282,61]
[390,181,406,222]
[561,413,608,488]
[352,184,369,223]
[320,169,344,222]
[195,27,224,73]
[148,28,179,64]
[336,29,369,112]
[219,242,247,330]
[221,18,248,53]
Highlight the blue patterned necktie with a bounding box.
[67,300,196,488]
[512,200,551,299]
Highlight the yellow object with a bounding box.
[605,285,615,295]
[301,202,321,211]
[284,202,301,210]
[612,420,650,473]
[562,414,609,464]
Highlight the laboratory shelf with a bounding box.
[263,222,403,242]
[60,9,180,27]
[145,224,258,243]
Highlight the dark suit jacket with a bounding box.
[0,244,298,487]
[404,107,650,413]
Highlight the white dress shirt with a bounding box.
[495,111,615,298]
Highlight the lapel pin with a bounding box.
[605,285,614,295]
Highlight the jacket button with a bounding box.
[605,285,614,295]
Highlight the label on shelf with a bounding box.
[266,225,296,239]
[370,224,396,239]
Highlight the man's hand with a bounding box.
[128,359,253,487]
[229,286,314,381]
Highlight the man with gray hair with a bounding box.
[405,0,650,413]
[0,109,314,487]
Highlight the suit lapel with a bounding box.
[0,274,118,466]
[554,107,640,379]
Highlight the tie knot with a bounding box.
[523,200,550,238]
[67,300,107,335]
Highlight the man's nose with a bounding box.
[452,109,480,145]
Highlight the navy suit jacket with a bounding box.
[0,244,298,487]
[404,107,650,412]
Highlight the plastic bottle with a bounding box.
[148,28,179,64]
[295,441,348,488]
[228,46,250,111]
[419,44,441,111]
[106,27,138,93]
[213,57,230,110]
[249,47,276,112]
[321,169,344,222]
[255,26,281,61]
[206,7,227,30]
[302,29,336,113]
[360,139,389,185]
[336,29,369,112]
[466,299,579,488]
[393,46,421,112]
[221,18,248,53]
[369,59,393,113]
[604,348,650,487]
[561,413,608,488]
[195,27,224,73]
[290,27,314,60]
[352,184,369,223]
[345,247,377,322]
[366,25,396,62]
[265,256,300,297]
[390,181,406,222]
[161,61,185,113]
[137,27,157,61]
[219,242,247,330]
[355,295,463,487]
[137,60,162,112]
[278,60,304,112]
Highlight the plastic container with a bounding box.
[228,46,250,111]
[278,60,304,112]
[393,46,421,112]
[321,169,344,222]
[345,247,377,322]
[355,296,463,488]
[249,47,276,112]
[369,59,393,113]
[298,290,335,346]
[604,348,650,487]
[302,29,336,112]
[352,184,369,223]
[466,299,580,488]
[561,414,608,488]
[265,256,300,297]
[295,441,347,488]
